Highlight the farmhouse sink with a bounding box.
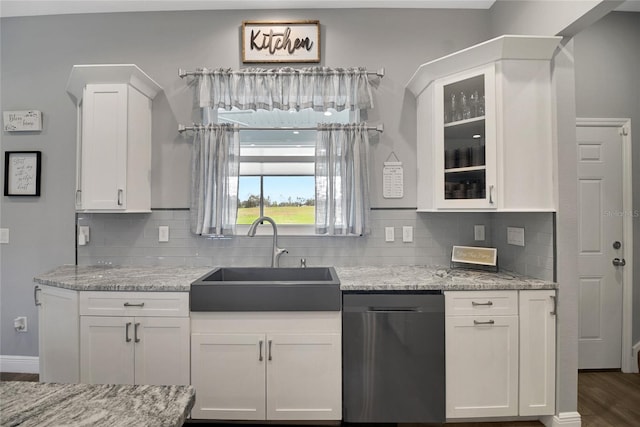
[190,267,341,312]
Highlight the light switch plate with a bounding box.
[474,225,485,241]
[159,226,170,242]
[402,226,413,242]
[507,227,525,246]
[385,227,395,242]
[0,228,8,244]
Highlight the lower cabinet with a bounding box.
[445,290,556,419]
[79,291,190,385]
[190,312,342,421]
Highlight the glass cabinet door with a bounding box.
[435,65,496,209]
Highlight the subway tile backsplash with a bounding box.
[77,209,554,281]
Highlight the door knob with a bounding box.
[612,258,626,267]
[613,241,622,249]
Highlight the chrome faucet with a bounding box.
[247,216,288,268]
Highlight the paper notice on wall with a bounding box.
[383,161,404,199]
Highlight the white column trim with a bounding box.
[0,355,39,374]
[541,411,582,427]
[576,117,634,373]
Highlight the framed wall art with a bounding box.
[4,151,41,196]
[242,20,320,63]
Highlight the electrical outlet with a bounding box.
[0,228,9,244]
[402,226,413,243]
[14,316,27,332]
[474,225,485,241]
[78,226,90,245]
[159,226,170,242]
[385,227,395,242]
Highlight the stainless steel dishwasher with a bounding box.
[342,291,445,423]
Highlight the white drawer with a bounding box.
[79,291,189,317]
[445,290,518,316]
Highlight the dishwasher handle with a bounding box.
[366,307,421,312]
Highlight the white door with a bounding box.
[266,333,342,420]
[80,316,134,384]
[133,317,190,386]
[577,124,625,369]
[190,333,266,420]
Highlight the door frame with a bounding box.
[576,118,634,373]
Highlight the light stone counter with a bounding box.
[0,381,194,427]
[336,265,557,291]
[34,264,212,292]
[34,264,556,293]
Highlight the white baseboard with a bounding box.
[541,412,582,427]
[632,341,640,373]
[0,355,39,374]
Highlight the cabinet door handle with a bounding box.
[471,301,493,306]
[258,340,264,361]
[117,189,124,206]
[134,323,141,343]
[473,319,495,325]
[489,185,495,204]
[123,302,145,308]
[268,340,273,361]
[550,295,557,316]
[34,286,42,306]
[125,322,132,342]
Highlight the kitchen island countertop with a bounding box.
[35,264,556,292]
[0,381,194,427]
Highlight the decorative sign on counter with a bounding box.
[383,152,404,199]
[4,151,41,196]
[3,110,43,132]
[451,245,497,268]
[242,20,320,63]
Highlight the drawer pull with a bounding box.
[550,295,557,316]
[125,322,132,342]
[34,286,42,306]
[473,319,495,325]
[471,301,493,306]
[123,302,145,308]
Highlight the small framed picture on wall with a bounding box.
[4,151,41,196]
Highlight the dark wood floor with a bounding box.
[2,371,640,426]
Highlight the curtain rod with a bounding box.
[178,123,384,133]
[178,67,385,78]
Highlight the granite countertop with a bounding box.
[0,381,194,427]
[34,264,212,292]
[35,264,556,292]
[335,265,557,291]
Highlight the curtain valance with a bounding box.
[194,67,374,112]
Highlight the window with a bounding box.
[210,107,353,234]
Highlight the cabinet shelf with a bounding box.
[445,165,486,174]
[444,116,485,128]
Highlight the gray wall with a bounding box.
[1,8,492,358]
[573,11,640,344]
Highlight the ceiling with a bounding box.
[2,0,637,18]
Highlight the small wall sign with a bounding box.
[4,151,41,196]
[451,245,497,267]
[242,20,320,63]
[3,110,43,132]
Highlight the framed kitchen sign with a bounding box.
[4,151,41,196]
[242,20,320,63]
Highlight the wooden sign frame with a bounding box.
[242,20,320,63]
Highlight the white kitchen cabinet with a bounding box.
[445,291,519,418]
[519,290,556,416]
[66,64,162,213]
[190,312,342,421]
[407,35,561,211]
[445,289,556,420]
[79,291,189,386]
[36,285,80,383]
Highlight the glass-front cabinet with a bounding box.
[408,35,561,212]
[435,65,496,209]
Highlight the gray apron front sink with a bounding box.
[190,267,341,311]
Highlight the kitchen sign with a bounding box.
[242,20,320,63]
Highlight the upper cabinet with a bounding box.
[66,65,162,213]
[407,35,561,212]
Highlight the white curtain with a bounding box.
[195,67,374,112]
[315,123,371,236]
[190,124,240,236]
